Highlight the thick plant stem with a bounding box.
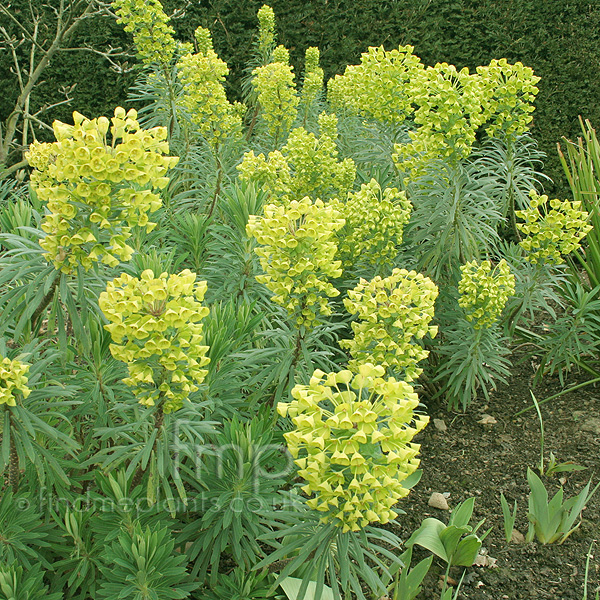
[207,149,223,218]
[130,403,165,490]
[7,410,18,494]
[31,272,59,328]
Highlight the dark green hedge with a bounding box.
[2,0,599,195]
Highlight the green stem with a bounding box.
[7,409,18,494]
[31,272,59,328]
[131,402,165,490]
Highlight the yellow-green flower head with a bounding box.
[278,364,429,532]
[247,197,345,327]
[393,62,487,177]
[476,59,540,138]
[178,29,243,148]
[252,58,298,140]
[300,47,324,110]
[113,0,176,65]
[26,108,178,274]
[0,357,31,406]
[341,270,438,381]
[327,45,424,125]
[458,259,515,329]
[238,113,356,205]
[516,190,592,265]
[332,179,411,269]
[257,5,276,57]
[99,269,210,413]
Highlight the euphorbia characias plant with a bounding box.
[278,363,429,532]
[516,190,592,265]
[26,108,178,273]
[458,259,516,329]
[341,269,439,381]
[99,269,210,414]
[247,196,345,327]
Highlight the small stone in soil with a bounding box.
[428,492,450,510]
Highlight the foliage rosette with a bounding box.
[238,113,356,204]
[341,269,438,381]
[247,197,345,326]
[516,190,592,265]
[332,178,411,269]
[113,0,176,66]
[26,108,178,273]
[0,357,31,406]
[99,269,210,413]
[178,28,244,148]
[458,259,516,329]
[278,364,429,532]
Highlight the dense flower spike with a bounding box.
[476,59,540,138]
[238,113,355,204]
[395,63,488,176]
[247,197,345,326]
[99,269,210,413]
[252,49,299,141]
[341,270,438,381]
[257,5,276,58]
[327,45,424,124]
[458,260,516,329]
[113,0,176,65]
[26,108,178,273]
[516,190,592,265]
[177,28,244,148]
[299,47,324,112]
[0,357,31,406]
[278,364,429,532]
[332,179,412,268]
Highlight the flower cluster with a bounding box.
[0,357,31,406]
[257,4,276,58]
[341,270,438,381]
[394,63,488,176]
[458,260,515,329]
[327,45,424,124]
[327,45,539,179]
[113,0,176,65]
[247,197,345,326]
[516,190,592,265]
[178,28,243,148]
[278,364,429,532]
[99,269,210,413]
[300,47,324,111]
[26,108,178,273]
[332,179,412,268]
[476,59,540,138]
[252,48,298,140]
[238,113,356,205]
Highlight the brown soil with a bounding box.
[394,355,600,599]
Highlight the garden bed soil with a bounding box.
[392,355,600,599]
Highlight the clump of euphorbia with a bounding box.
[516,190,592,265]
[458,259,515,328]
[99,269,210,413]
[341,269,438,381]
[278,363,429,532]
[26,108,178,273]
[247,196,345,327]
